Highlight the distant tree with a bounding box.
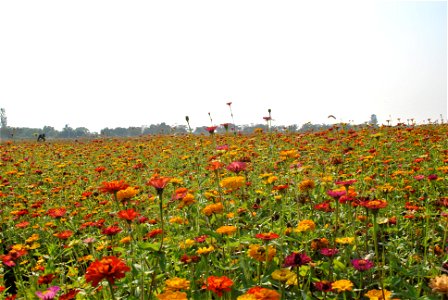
[0,108,7,139]
[369,114,378,126]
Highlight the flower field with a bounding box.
[1,124,448,299]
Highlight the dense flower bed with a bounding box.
[0,124,447,299]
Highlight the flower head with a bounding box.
[85,256,130,287]
[206,275,233,297]
[255,232,280,241]
[147,176,171,194]
[220,176,245,190]
[35,286,60,300]
[99,180,129,194]
[216,225,237,236]
[364,289,393,300]
[165,277,190,291]
[331,279,353,293]
[351,258,374,271]
[429,274,448,294]
[283,252,311,267]
[117,209,140,222]
[226,162,247,174]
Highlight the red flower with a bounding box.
[255,232,280,241]
[101,225,122,236]
[58,289,80,300]
[117,209,140,222]
[205,275,233,297]
[206,161,225,171]
[53,230,73,240]
[99,180,129,194]
[206,126,218,134]
[145,229,163,239]
[85,256,130,287]
[38,273,56,285]
[226,161,247,174]
[283,252,311,267]
[47,208,67,218]
[146,176,171,194]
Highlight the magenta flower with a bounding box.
[327,189,346,199]
[320,248,339,257]
[351,258,374,271]
[36,286,60,300]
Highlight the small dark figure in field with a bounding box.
[37,134,46,142]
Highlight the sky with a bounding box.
[0,0,446,132]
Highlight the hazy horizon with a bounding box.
[1,0,446,132]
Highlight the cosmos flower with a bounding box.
[35,286,60,300]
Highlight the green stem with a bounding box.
[108,280,117,300]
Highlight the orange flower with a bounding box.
[147,176,171,193]
[156,291,188,300]
[202,202,224,216]
[85,256,130,287]
[206,275,233,297]
[243,286,281,300]
[165,277,190,291]
[216,225,237,235]
[361,199,388,211]
[99,180,129,194]
[46,208,67,218]
[117,209,140,222]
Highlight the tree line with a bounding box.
[0,108,380,140]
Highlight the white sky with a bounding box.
[0,0,446,132]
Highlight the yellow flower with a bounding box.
[336,237,355,245]
[271,269,295,282]
[216,225,237,235]
[286,273,298,286]
[165,277,190,291]
[247,244,276,262]
[179,239,195,249]
[266,176,278,184]
[220,176,245,190]
[364,289,393,300]
[25,234,40,244]
[295,220,316,233]
[331,279,354,292]
[429,274,448,294]
[156,290,188,300]
[196,245,215,255]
